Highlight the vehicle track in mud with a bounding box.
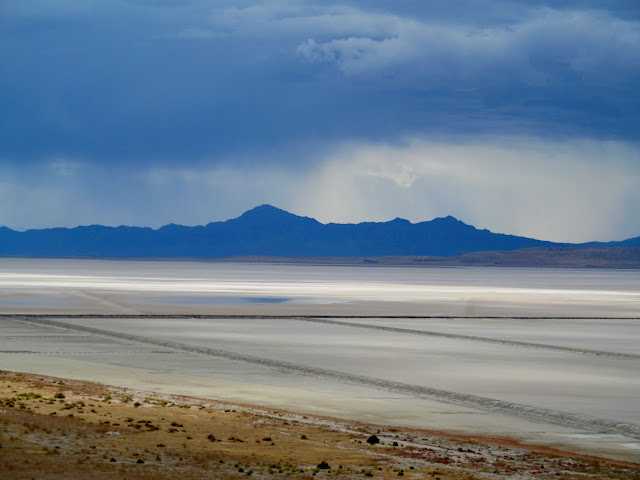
[9,314,640,441]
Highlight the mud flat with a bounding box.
[1,258,640,467]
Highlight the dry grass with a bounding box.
[1,370,639,480]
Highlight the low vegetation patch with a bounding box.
[1,370,638,480]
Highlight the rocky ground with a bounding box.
[1,370,638,480]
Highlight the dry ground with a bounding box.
[1,371,638,480]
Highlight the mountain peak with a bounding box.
[227,205,322,228]
[158,223,185,232]
[234,204,295,221]
[431,215,467,225]
[242,204,290,216]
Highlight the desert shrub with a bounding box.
[17,392,41,399]
[367,435,380,445]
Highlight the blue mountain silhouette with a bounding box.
[1,204,637,258]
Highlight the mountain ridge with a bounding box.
[0,204,637,259]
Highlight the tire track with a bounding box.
[10,315,640,440]
[295,317,640,361]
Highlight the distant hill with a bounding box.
[584,236,640,248]
[218,247,640,269]
[0,204,637,261]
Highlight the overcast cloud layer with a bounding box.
[1,0,639,242]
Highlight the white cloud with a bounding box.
[211,3,402,38]
[292,137,640,243]
[295,8,640,86]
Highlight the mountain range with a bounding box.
[1,204,638,259]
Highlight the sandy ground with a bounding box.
[2,371,639,480]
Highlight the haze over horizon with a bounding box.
[2,1,639,243]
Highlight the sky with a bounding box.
[1,0,639,242]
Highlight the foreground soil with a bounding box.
[1,371,638,480]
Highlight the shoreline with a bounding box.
[3,311,640,464]
[2,370,639,480]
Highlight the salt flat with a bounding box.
[330,317,640,355]
[1,258,639,316]
[1,258,639,461]
[36,315,640,425]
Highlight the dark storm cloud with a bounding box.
[1,1,640,241]
[347,0,640,23]
[1,0,639,167]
